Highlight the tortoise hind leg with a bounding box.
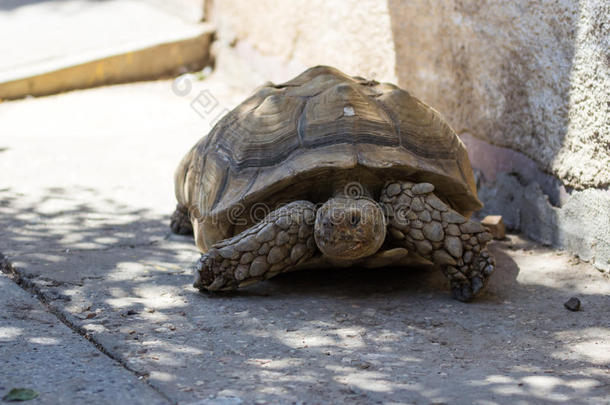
[170,204,193,235]
[194,200,317,291]
[381,181,495,302]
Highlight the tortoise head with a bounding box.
[314,197,386,261]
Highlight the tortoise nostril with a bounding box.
[349,211,361,226]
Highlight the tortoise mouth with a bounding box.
[314,197,386,260]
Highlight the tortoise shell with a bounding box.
[175,66,481,251]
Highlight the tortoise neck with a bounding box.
[332,179,374,199]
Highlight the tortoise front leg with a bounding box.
[194,201,317,291]
[381,181,495,302]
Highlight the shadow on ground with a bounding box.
[1,186,608,404]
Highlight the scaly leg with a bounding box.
[170,204,194,235]
[194,201,317,291]
[381,181,495,301]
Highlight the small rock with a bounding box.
[481,215,506,239]
[564,297,581,312]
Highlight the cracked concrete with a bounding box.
[1,76,609,404]
[0,266,171,404]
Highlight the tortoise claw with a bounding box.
[451,275,484,302]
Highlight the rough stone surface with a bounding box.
[389,0,609,189]
[213,0,395,84]
[0,78,609,404]
[478,172,610,272]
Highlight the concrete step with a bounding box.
[0,0,212,100]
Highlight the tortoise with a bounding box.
[171,65,495,301]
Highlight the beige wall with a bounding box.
[213,0,609,190]
[214,0,397,83]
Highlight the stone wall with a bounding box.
[210,0,610,270]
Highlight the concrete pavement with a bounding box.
[0,75,609,404]
[0,269,170,404]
